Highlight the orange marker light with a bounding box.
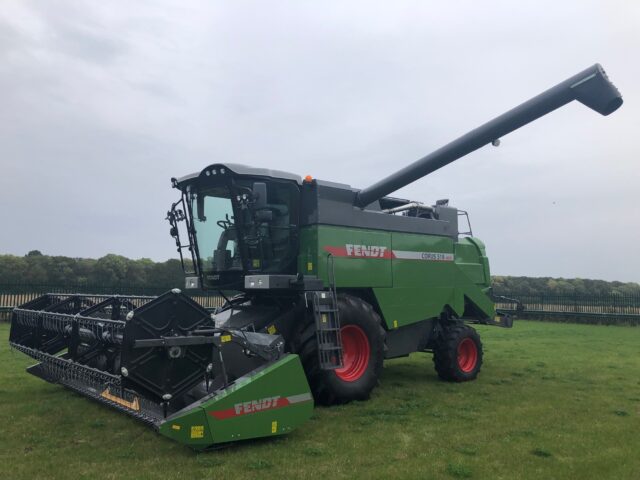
[304,175,313,183]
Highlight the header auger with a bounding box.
[10,64,622,449]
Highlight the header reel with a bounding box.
[9,290,313,448]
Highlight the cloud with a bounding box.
[0,1,638,281]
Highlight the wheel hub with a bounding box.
[335,325,370,382]
[457,337,478,373]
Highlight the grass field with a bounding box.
[1,321,639,480]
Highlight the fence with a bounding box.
[2,283,639,325]
[494,292,640,325]
[0,283,224,320]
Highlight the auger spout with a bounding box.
[354,63,622,208]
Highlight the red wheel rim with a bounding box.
[457,338,478,373]
[335,325,370,382]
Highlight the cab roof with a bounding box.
[174,163,302,187]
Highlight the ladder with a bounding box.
[310,290,343,370]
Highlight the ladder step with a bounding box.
[316,307,338,313]
[309,290,343,370]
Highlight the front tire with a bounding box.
[297,294,385,405]
[433,324,483,382]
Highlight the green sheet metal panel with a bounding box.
[374,232,460,328]
[158,354,313,448]
[299,224,493,328]
[202,354,312,444]
[158,404,214,449]
[305,225,393,288]
[454,237,490,285]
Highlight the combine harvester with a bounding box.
[10,64,622,449]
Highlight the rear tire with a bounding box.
[296,294,385,405]
[433,324,483,382]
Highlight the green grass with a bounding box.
[1,321,639,479]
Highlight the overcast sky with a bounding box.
[0,1,638,282]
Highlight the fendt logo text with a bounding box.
[209,392,313,420]
[234,396,281,415]
[345,244,388,258]
[323,245,454,262]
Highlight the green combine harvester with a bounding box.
[10,64,622,449]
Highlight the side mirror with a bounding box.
[252,182,268,209]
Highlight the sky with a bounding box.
[0,1,638,282]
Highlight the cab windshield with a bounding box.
[190,180,298,279]
[192,187,241,274]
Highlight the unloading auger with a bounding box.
[10,64,622,449]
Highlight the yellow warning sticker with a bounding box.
[267,325,277,335]
[307,262,313,271]
[271,421,278,434]
[494,316,501,323]
[252,259,261,268]
[321,314,327,324]
[191,425,204,439]
[221,334,232,343]
[393,320,398,329]
[171,424,181,431]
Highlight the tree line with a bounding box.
[0,251,184,287]
[492,275,640,296]
[0,251,638,296]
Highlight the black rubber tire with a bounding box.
[296,294,385,405]
[433,324,483,382]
